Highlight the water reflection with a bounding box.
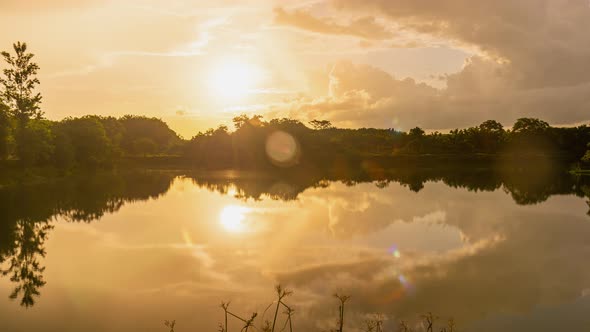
[219,205,250,233]
[184,167,590,208]
[0,167,589,332]
[0,171,175,307]
[0,220,52,307]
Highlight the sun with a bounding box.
[208,59,264,100]
[219,205,250,233]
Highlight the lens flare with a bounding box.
[265,131,300,167]
[397,273,415,294]
[398,274,408,286]
[379,268,415,304]
[389,245,402,259]
[382,246,415,303]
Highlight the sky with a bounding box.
[1,0,590,137]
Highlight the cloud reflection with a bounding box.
[2,171,590,332]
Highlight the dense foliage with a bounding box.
[0,114,180,168]
[184,115,590,169]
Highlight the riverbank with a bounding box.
[2,153,587,188]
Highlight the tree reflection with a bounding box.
[0,220,52,307]
[186,166,590,207]
[0,170,175,307]
[583,185,590,216]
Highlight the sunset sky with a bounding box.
[2,0,589,137]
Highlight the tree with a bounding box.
[233,114,264,130]
[477,120,505,153]
[133,137,156,156]
[409,127,425,137]
[512,118,550,134]
[87,115,125,157]
[479,120,504,134]
[52,126,75,169]
[0,42,43,161]
[510,118,554,154]
[233,114,250,130]
[309,119,333,130]
[19,120,54,166]
[582,143,590,163]
[119,115,179,155]
[0,100,10,159]
[54,117,113,167]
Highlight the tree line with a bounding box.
[2,41,590,170]
[184,115,590,170]
[0,42,181,168]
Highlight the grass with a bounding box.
[569,162,590,175]
[163,285,456,332]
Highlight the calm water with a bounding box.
[1,169,590,332]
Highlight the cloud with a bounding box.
[274,7,393,40]
[269,179,590,331]
[273,192,590,330]
[0,0,103,11]
[275,256,391,287]
[237,0,590,129]
[331,0,590,89]
[250,57,590,129]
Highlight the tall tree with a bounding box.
[477,120,505,153]
[512,118,550,134]
[479,120,504,134]
[409,127,425,137]
[0,100,10,159]
[0,42,43,160]
[309,119,333,130]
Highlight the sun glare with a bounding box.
[219,205,250,233]
[208,59,263,100]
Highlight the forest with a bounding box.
[2,42,590,171]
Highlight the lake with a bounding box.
[1,168,589,332]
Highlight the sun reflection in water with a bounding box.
[219,205,250,233]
